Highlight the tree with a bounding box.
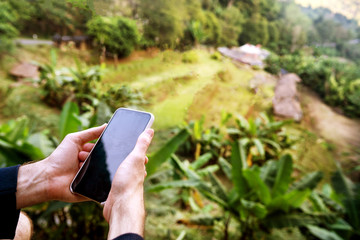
[0,1,19,56]
[219,6,245,46]
[140,0,187,49]
[19,0,91,37]
[239,12,269,46]
[87,16,140,57]
[277,2,312,52]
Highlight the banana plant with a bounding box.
[227,113,293,166]
[0,116,54,167]
[178,112,232,161]
[148,143,327,239]
[147,152,219,211]
[329,166,360,238]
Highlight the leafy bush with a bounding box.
[219,6,244,46]
[264,53,281,74]
[182,50,199,63]
[87,16,140,57]
[227,113,293,166]
[210,51,222,61]
[0,116,53,167]
[140,0,186,49]
[265,52,360,117]
[146,113,359,239]
[0,1,19,55]
[36,50,103,110]
[36,50,145,114]
[102,85,147,110]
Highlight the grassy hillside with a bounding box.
[3,45,357,239]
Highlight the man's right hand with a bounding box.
[103,128,154,239]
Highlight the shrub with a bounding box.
[36,50,104,110]
[182,50,199,63]
[210,51,222,60]
[0,1,19,56]
[265,52,360,117]
[264,53,281,74]
[87,16,140,57]
[140,0,186,49]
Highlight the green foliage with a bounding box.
[147,129,190,177]
[201,11,222,46]
[227,113,293,165]
[219,6,244,46]
[264,53,281,74]
[276,2,312,52]
[182,50,199,63]
[210,51,222,60]
[239,12,269,46]
[144,111,360,238]
[59,101,81,140]
[0,1,19,55]
[36,50,104,110]
[266,52,360,117]
[0,116,51,167]
[150,147,328,238]
[188,21,206,45]
[36,50,144,114]
[18,0,91,37]
[331,167,360,237]
[140,0,186,49]
[102,85,146,110]
[87,16,140,57]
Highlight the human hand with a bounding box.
[45,124,107,202]
[16,125,106,208]
[103,128,154,239]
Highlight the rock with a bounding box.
[10,62,39,80]
[218,44,270,68]
[273,73,302,121]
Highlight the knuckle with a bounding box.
[138,135,150,147]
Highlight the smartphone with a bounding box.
[70,108,154,203]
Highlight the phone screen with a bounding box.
[71,108,153,203]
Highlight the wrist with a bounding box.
[16,160,50,209]
[107,188,145,239]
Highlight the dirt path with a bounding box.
[300,86,360,157]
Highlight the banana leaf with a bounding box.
[241,199,268,219]
[272,154,293,198]
[243,168,271,205]
[59,101,81,140]
[219,157,232,179]
[331,168,360,230]
[191,152,212,170]
[147,128,189,177]
[231,140,248,196]
[306,225,344,240]
[290,171,323,191]
[146,179,202,192]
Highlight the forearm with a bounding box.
[16,160,50,209]
[107,189,145,239]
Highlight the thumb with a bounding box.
[132,129,154,155]
[70,124,107,145]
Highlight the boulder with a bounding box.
[10,62,39,80]
[273,73,302,121]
